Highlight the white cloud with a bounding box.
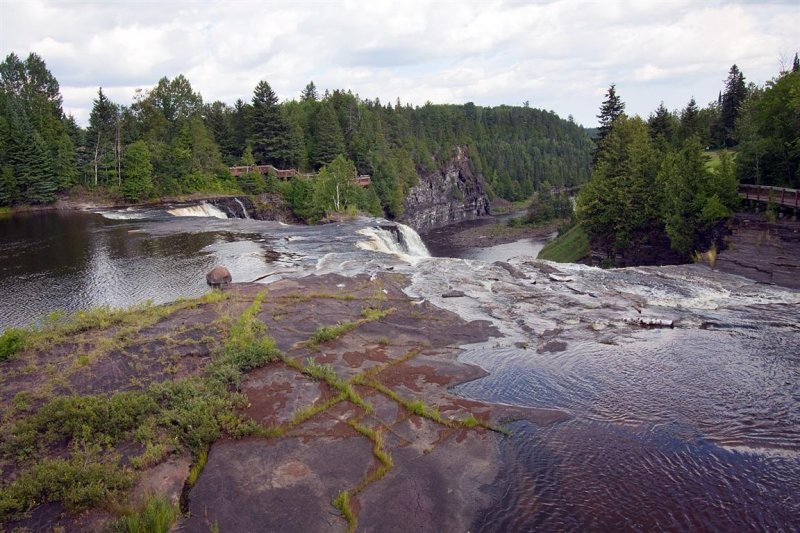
[1,0,798,127]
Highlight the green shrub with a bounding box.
[0,327,26,361]
[0,450,132,519]
[6,391,159,456]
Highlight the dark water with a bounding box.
[422,214,554,262]
[457,327,800,531]
[0,210,268,330]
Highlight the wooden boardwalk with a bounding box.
[739,184,800,209]
[228,164,371,186]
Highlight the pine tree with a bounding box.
[792,53,799,73]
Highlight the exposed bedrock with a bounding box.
[401,146,490,232]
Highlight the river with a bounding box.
[1,206,798,530]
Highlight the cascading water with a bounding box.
[356,223,430,262]
[234,198,250,219]
[166,202,228,219]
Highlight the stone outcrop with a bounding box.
[400,146,490,232]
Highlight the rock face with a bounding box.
[401,146,490,232]
[206,266,232,287]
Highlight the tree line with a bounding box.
[0,52,593,218]
[576,57,799,265]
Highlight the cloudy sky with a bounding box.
[1,0,798,127]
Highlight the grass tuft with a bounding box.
[112,494,179,533]
[333,490,356,532]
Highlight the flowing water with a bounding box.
[1,206,798,530]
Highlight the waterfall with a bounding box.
[356,223,430,261]
[234,198,250,219]
[396,223,430,257]
[167,202,228,219]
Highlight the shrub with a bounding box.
[0,327,26,361]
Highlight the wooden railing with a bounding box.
[739,184,800,208]
[228,165,371,187]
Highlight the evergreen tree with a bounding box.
[301,81,318,102]
[679,97,700,141]
[311,103,345,169]
[251,80,293,167]
[792,53,799,73]
[720,64,747,147]
[577,116,658,259]
[86,88,118,186]
[648,102,676,145]
[595,83,625,158]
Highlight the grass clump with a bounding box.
[186,447,208,487]
[360,307,394,321]
[309,321,358,345]
[113,495,179,533]
[333,490,356,532]
[303,359,338,382]
[692,243,718,268]
[0,327,26,361]
[537,224,589,263]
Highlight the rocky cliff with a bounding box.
[400,146,490,232]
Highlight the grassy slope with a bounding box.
[537,224,589,263]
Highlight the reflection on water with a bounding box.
[0,211,267,330]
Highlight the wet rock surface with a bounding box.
[716,213,800,289]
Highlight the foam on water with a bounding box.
[167,202,228,219]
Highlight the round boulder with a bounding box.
[206,266,232,288]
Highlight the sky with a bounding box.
[1,0,798,127]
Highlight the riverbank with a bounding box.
[0,273,562,532]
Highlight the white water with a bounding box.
[356,222,430,263]
[234,198,250,219]
[97,209,149,220]
[167,202,228,219]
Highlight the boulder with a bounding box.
[206,266,232,288]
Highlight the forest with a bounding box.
[574,57,800,264]
[0,52,593,220]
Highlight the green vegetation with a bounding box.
[113,495,180,533]
[576,62,799,265]
[1,52,592,216]
[537,224,590,263]
[0,291,278,521]
[333,490,356,533]
[0,447,132,517]
[0,327,26,360]
[309,321,359,346]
